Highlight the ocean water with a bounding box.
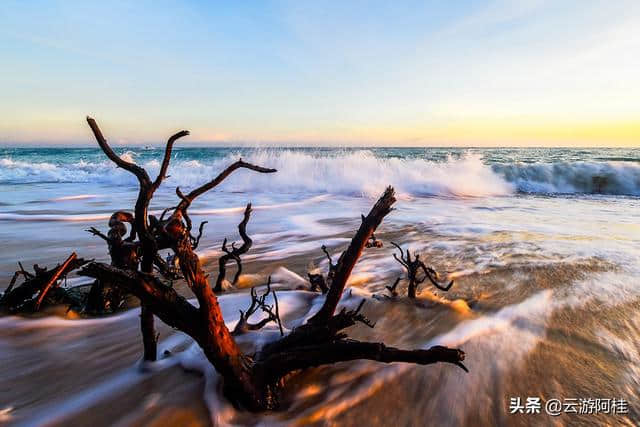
[1,147,640,426]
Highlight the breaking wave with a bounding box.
[493,161,640,195]
[2,150,640,197]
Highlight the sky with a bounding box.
[0,0,639,147]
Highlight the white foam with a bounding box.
[0,151,513,197]
[4,151,640,196]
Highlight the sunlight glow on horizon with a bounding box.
[1,1,638,147]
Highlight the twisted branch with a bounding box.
[233,277,284,336]
[391,242,453,298]
[175,159,276,223]
[215,204,253,292]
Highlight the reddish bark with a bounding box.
[79,117,466,411]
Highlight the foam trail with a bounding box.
[0,195,330,222]
[51,194,99,201]
[426,290,553,348]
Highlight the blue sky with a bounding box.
[1,1,638,146]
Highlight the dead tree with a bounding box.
[214,203,253,293]
[391,242,454,299]
[1,253,89,312]
[232,277,283,336]
[75,126,466,411]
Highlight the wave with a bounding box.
[493,161,640,195]
[2,150,640,197]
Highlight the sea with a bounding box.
[1,146,639,426]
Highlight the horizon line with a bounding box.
[1,144,638,150]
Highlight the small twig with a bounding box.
[192,221,208,249]
[18,262,34,279]
[86,227,110,242]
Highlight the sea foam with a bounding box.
[2,150,640,197]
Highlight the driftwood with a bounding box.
[232,277,283,336]
[215,203,253,292]
[74,122,466,411]
[85,211,139,312]
[87,117,191,360]
[1,253,89,312]
[2,117,467,413]
[391,242,454,298]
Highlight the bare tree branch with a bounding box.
[1,254,88,312]
[87,117,193,360]
[175,160,276,216]
[385,277,401,298]
[215,204,253,292]
[192,221,208,250]
[153,130,190,190]
[257,340,467,383]
[86,116,151,185]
